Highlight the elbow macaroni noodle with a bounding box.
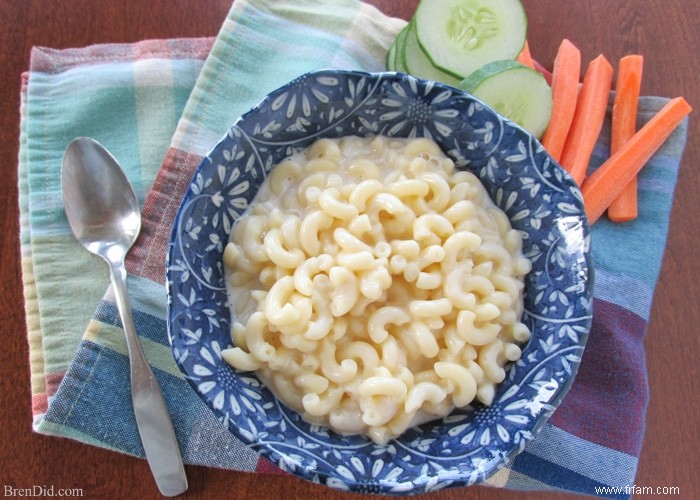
[222,136,532,445]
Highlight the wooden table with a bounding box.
[1,1,697,498]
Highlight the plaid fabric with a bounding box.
[19,37,215,423]
[17,0,689,497]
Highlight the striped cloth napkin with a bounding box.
[18,0,689,497]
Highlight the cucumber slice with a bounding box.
[386,37,397,71]
[415,0,527,79]
[402,21,461,87]
[458,60,552,138]
[393,25,410,73]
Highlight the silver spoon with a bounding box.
[62,137,188,497]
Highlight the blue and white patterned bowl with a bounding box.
[166,69,593,495]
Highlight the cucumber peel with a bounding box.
[386,37,397,71]
[458,60,553,138]
[393,24,410,73]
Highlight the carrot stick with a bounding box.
[607,55,644,222]
[519,40,553,84]
[559,54,614,185]
[541,39,582,162]
[517,41,535,69]
[581,97,691,224]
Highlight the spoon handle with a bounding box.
[109,259,188,497]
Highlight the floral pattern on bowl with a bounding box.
[166,69,593,495]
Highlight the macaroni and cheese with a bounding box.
[222,135,531,444]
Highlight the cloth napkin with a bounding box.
[18,0,689,497]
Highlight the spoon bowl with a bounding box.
[62,137,188,497]
[62,138,141,257]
